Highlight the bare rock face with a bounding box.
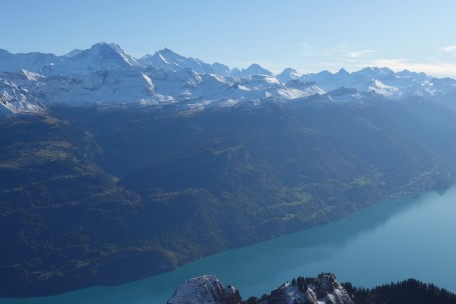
[255,273,353,304]
[167,275,242,304]
[167,273,352,304]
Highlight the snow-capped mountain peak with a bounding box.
[396,69,431,81]
[138,48,215,75]
[277,67,303,82]
[139,48,187,70]
[102,43,139,66]
[70,42,138,68]
[155,47,186,64]
[1,42,456,116]
[40,43,139,75]
[356,66,395,78]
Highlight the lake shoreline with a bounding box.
[3,183,456,303]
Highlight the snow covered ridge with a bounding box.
[167,273,353,304]
[0,74,46,115]
[1,42,456,115]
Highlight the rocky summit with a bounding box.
[167,275,241,304]
[167,273,456,304]
[167,274,352,304]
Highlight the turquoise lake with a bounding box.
[3,185,456,303]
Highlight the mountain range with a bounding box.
[2,43,456,297]
[1,42,456,115]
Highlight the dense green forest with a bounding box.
[343,279,456,304]
[2,99,456,296]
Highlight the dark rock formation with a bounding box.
[167,273,352,304]
[167,275,241,304]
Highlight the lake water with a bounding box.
[3,185,456,304]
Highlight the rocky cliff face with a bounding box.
[167,275,241,304]
[167,273,352,304]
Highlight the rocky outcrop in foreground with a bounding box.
[167,273,352,304]
[167,275,241,304]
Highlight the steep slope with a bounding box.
[54,100,455,282]
[0,115,170,296]
[36,70,158,106]
[1,96,456,296]
[0,73,46,115]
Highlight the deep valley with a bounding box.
[2,98,456,296]
[1,43,456,297]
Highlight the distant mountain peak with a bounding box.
[318,70,333,76]
[139,48,187,70]
[358,66,394,77]
[155,47,178,56]
[337,68,350,74]
[65,48,83,57]
[282,67,299,74]
[235,63,272,77]
[84,42,138,66]
[154,48,185,63]
[246,63,269,72]
[138,48,219,75]
[39,42,140,73]
[277,67,302,82]
[88,42,120,54]
[160,47,175,54]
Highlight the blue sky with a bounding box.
[2,0,456,77]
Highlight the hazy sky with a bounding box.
[2,0,456,77]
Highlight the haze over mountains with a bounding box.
[1,42,456,115]
[2,43,456,298]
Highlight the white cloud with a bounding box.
[368,58,456,78]
[346,50,374,59]
[441,45,456,52]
